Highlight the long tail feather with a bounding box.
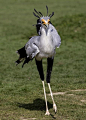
[15,46,26,65]
[15,46,33,67]
[22,57,33,68]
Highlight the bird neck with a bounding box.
[41,27,50,36]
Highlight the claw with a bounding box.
[45,110,50,115]
[53,104,57,114]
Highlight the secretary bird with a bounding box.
[15,6,61,115]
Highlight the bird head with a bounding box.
[33,6,54,30]
[40,17,50,29]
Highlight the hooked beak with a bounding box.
[42,19,49,30]
[44,23,49,28]
[41,19,50,35]
[43,23,49,35]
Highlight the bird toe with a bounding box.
[45,110,50,115]
[53,104,57,114]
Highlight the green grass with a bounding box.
[0,0,86,119]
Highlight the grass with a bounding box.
[0,0,86,119]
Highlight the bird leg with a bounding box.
[35,59,50,115]
[48,83,57,113]
[42,81,50,115]
[46,57,57,113]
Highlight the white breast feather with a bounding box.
[36,27,55,60]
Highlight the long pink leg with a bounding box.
[48,83,57,113]
[42,81,50,115]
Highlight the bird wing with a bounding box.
[36,19,41,35]
[25,36,40,59]
[49,24,61,48]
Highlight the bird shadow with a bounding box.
[16,98,56,119]
[16,98,52,111]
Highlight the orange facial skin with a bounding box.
[47,19,50,24]
[42,19,50,25]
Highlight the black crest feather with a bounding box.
[33,12,40,18]
[49,12,54,18]
[46,5,48,16]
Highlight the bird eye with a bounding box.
[42,19,46,24]
[48,19,50,24]
[42,21,44,24]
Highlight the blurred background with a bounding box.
[0,0,86,119]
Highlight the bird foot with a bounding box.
[45,110,50,115]
[53,104,57,114]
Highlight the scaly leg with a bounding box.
[35,59,50,115]
[48,83,57,113]
[46,57,57,113]
[42,81,50,115]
